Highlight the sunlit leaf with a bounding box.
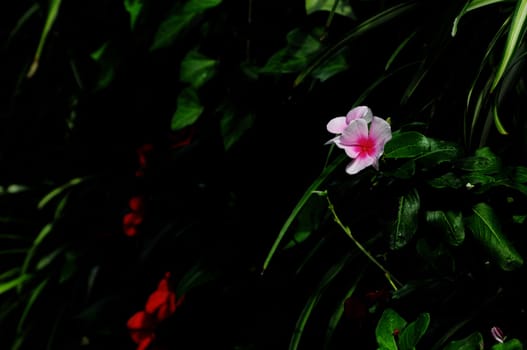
[426,210,465,246]
[384,131,430,159]
[466,202,523,270]
[171,87,203,131]
[442,331,484,350]
[398,312,430,350]
[124,0,143,30]
[375,308,407,350]
[150,0,222,51]
[491,0,527,92]
[180,50,218,89]
[305,0,354,18]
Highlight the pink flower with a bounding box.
[326,108,391,175]
[491,326,506,343]
[326,106,373,142]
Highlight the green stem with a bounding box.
[322,191,402,290]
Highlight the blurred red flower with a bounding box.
[123,196,145,237]
[127,273,184,350]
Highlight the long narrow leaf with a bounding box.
[262,154,346,273]
[491,0,527,92]
[452,0,511,37]
[289,254,353,350]
[294,1,417,87]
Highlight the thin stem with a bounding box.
[321,191,402,290]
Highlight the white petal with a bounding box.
[340,119,369,146]
[369,117,392,156]
[326,117,348,134]
[346,106,372,123]
[345,156,375,175]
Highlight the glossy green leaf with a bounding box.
[124,0,143,30]
[171,87,203,131]
[384,131,430,159]
[375,308,407,350]
[398,312,430,350]
[390,159,416,179]
[150,0,222,51]
[466,202,523,270]
[426,210,465,246]
[391,188,420,250]
[305,0,354,17]
[180,50,218,89]
[415,239,455,274]
[442,331,484,350]
[417,139,461,166]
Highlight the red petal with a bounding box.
[129,196,145,212]
[137,334,155,350]
[145,290,171,315]
[127,311,156,344]
[137,144,154,168]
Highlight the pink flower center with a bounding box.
[356,137,376,158]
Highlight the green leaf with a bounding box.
[0,274,31,295]
[384,131,430,159]
[451,0,509,37]
[219,106,255,151]
[398,312,430,350]
[442,331,484,350]
[17,278,48,332]
[311,50,348,82]
[466,203,524,270]
[426,210,465,246]
[283,194,326,250]
[150,0,222,51]
[457,146,501,174]
[390,159,416,179]
[491,0,527,92]
[428,172,466,189]
[417,139,461,167]
[38,177,85,210]
[375,308,407,350]
[171,87,203,131]
[260,28,322,74]
[289,254,353,350]
[294,1,417,86]
[180,50,218,89]
[27,0,62,78]
[305,0,354,18]
[262,154,347,272]
[391,189,420,250]
[492,338,523,350]
[124,0,143,30]
[415,239,455,274]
